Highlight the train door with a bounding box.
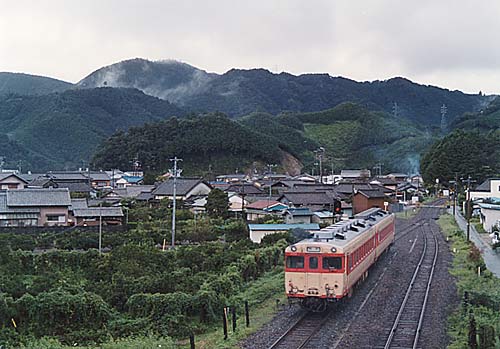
[306,255,321,294]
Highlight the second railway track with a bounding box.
[268,309,333,349]
[384,222,439,349]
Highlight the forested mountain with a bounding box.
[420,130,500,184]
[451,96,500,132]
[78,58,487,125]
[0,88,184,170]
[0,72,72,95]
[92,103,437,176]
[91,113,287,175]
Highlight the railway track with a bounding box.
[383,222,439,349]
[266,200,445,349]
[268,309,332,349]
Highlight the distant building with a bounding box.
[479,199,500,233]
[352,189,390,214]
[470,178,500,201]
[0,188,71,227]
[151,178,212,201]
[0,173,28,190]
[248,223,320,243]
[341,169,371,179]
[283,207,313,224]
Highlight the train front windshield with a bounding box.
[286,256,304,268]
[323,256,342,270]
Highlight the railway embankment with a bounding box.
[439,214,500,348]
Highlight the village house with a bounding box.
[248,223,320,243]
[470,178,500,201]
[215,174,249,183]
[0,188,71,227]
[312,210,335,225]
[151,178,212,201]
[283,207,313,224]
[479,199,500,233]
[116,175,143,187]
[27,172,95,197]
[352,189,390,214]
[245,200,287,221]
[0,173,28,190]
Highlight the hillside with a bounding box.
[91,113,288,175]
[92,103,437,176]
[78,58,487,125]
[451,96,500,132]
[0,88,184,170]
[284,103,436,174]
[0,72,72,95]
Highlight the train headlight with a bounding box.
[291,245,297,252]
[330,247,337,253]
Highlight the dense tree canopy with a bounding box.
[420,130,500,185]
[206,188,230,218]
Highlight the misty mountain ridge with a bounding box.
[0,72,73,96]
[77,58,489,126]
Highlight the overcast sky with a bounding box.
[1,0,499,94]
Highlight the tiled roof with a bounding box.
[284,207,313,216]
[473,179,497,192]
[0,173,28,183]
[226,183,263,195]
[152,178,208,196]
[46,172,89,181]
[111,185,154,198]
[72,207,124,217]
[7,188,71,207]
[57,182,93,193]
[246,200,282,210]
[70,198,88,210]
[279,192,333,205]
[356,189,387,199]
[248,223,320,231]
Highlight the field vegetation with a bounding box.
[0,201,290,348]
[438,214,500,348]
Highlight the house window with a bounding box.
[46,215,65,223]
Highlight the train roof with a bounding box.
[293,208,392,250]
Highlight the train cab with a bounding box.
[284,208,394,311]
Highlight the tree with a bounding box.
[420,130,500,185]
[206,189,229,219]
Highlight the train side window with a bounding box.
[323,257,342,270]
[286,256,304,269]
[309,256,318,269]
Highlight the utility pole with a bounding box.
[98,203,102,254]
[450,173,458,216]
[0,156,5,173]
[461,175,476,241]
[314,147,325,184]
[170,157,182,248]
[266,164,277,206]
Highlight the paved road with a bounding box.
[449,208,500,278]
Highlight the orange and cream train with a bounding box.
[285,208,395,311]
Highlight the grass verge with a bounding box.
[178,268,286,349]
[438,214,500,348]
